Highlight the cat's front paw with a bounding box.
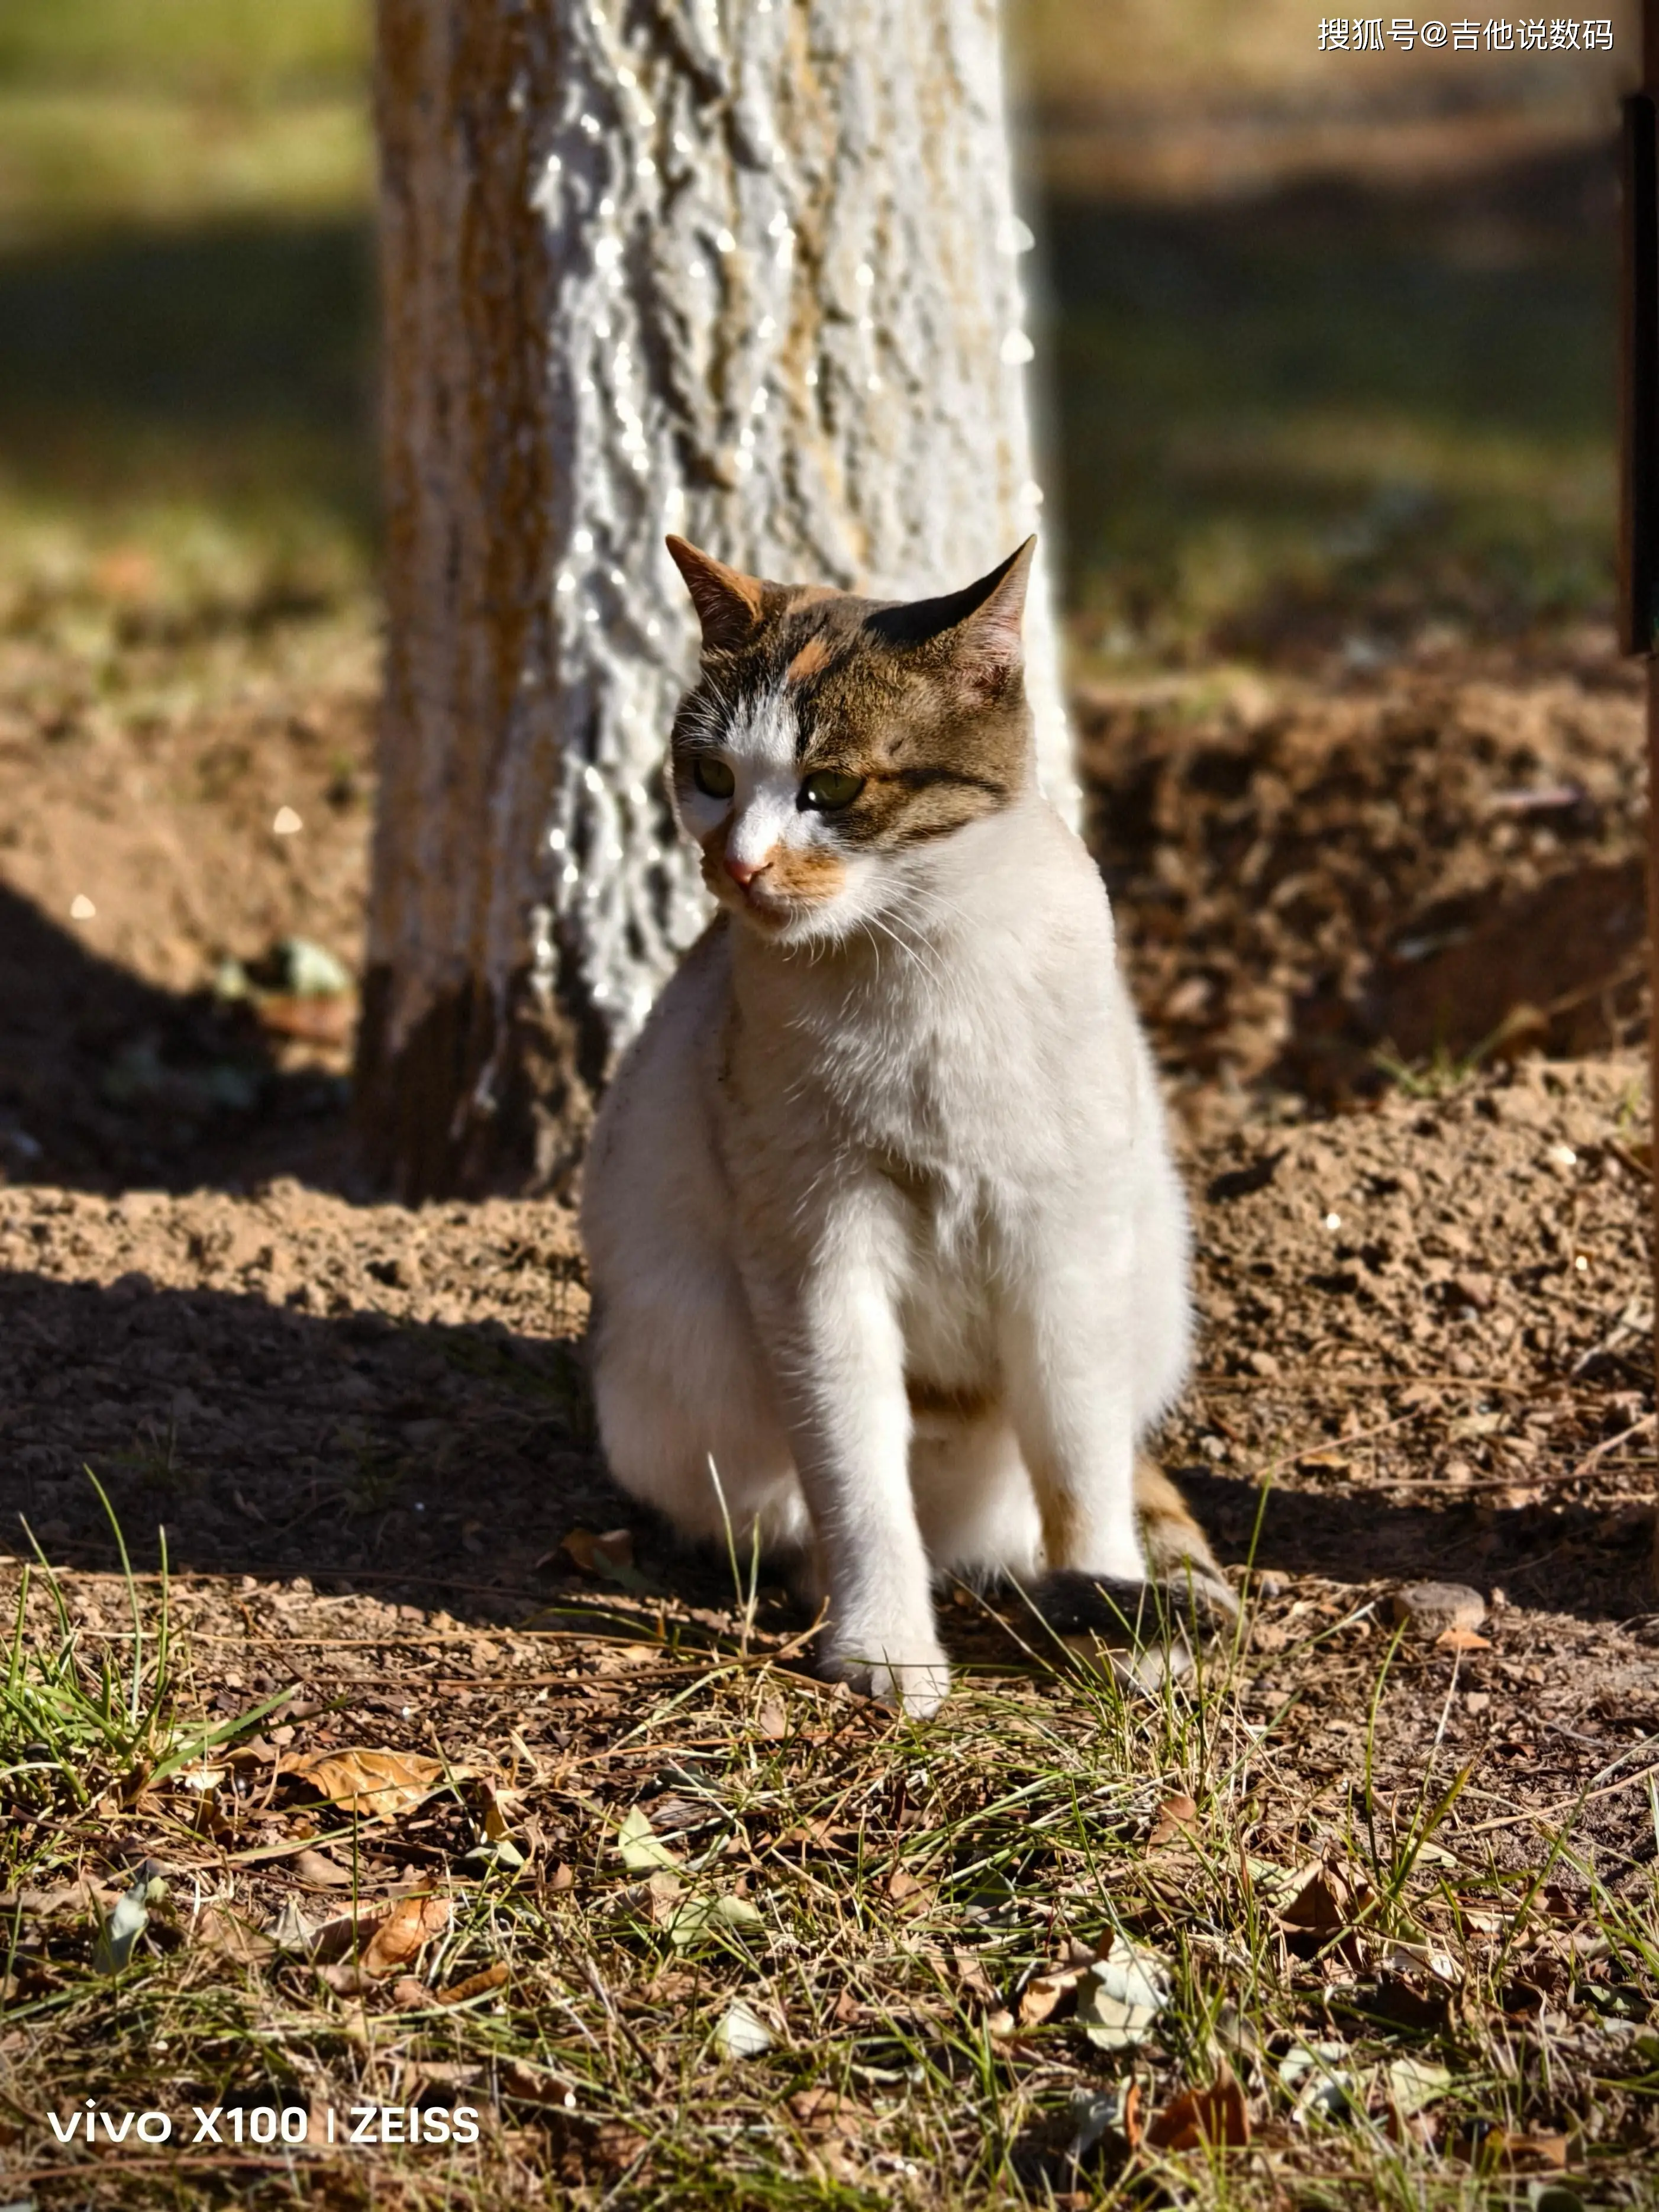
[821,1631,951,1717]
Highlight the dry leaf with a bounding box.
[645,1869,683,1926]
[1278,2039,1359,2121]
[498,2060,573,2107]
[1018,1967,1080,2027]
[1,1879,118,1918]
[476,1782,524,1844]
[174,1763,227,1794]
[1437,1625,1492,1652]
[1383,1940,1459,1985]
[617,1807,679,1872]
[283,1746,447,1817]
[715,2000,772,2058]
[319,1959,373,1997]
[291,1848,354,1888]
[1145,2062,1250,2152]
[756,1698,788,1739]
[440,1961,509,2005]
[264,1898,321,1956]
[886,1868,930,1916]
[1495,2130,1570,2172]
[951,1948,999,2006]
[1148,1792,1199,1846]
[666,1892,764,1948]
[360,1894,450,1978]
[789,2088,849,2132]
[1383,2056,1453,2120]
[563,1526,635,1575]
[1279,1860,1374,1936]
[1075,1938,1171,2050]
[193,1906,275,1966]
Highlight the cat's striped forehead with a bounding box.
[678,591,886,762]
[666,541,1038,860]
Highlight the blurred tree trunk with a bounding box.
[359,0,1071,1201]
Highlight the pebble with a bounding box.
[1390,1581,1487,1637]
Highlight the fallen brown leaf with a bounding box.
[562,1527,635,1575]
[291,1848,354,1888]
[360,1894,450,1978]
[440,1961,509,2005]
[1437,1625,1492,1652]
[318,1959,373,1996]
[886,1868,931,1916]
[1145,2062,1250,2152]
[498,2060,574,2108]
[1121,2079,1143,2153]
[1495,2129,1570,2172]
[788,2087,849,2132]
[951,1947,999,2006]
[1279,1860,1374,1936]
[1,1880,118,1918]
[1018,1963,1086,2027]
[193,1906,276,1966]
[283,1746,448,1817]
[1148,1792,1199,1846]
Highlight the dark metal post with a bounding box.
[1622,2,1659,1575]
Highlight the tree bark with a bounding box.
[361,0,1072,1201]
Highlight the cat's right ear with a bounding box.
[665,537,766,652]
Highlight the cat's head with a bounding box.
[664,536,1036,946]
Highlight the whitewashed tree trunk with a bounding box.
[360,0,1072,1199]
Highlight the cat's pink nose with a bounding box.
[724,851,770,889]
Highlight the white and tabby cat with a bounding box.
[580,537,1230,1713]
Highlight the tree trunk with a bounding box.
[360,0,1073,1201]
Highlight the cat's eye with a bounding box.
[692,757,735,801]
[801,769,864,811]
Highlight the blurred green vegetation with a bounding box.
[0,0,367,95]
[0,0,1622,661]
[1045,170,1618,665]
[0,0,373,625]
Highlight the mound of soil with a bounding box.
[1083,640,1647,1125]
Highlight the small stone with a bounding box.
[1246,1349,1281,1379]
[1391,1582,1487,1637]
[1450,1271,1495,1311]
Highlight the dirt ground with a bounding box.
[1,589,1657,2201]
[1,589,1655,1811]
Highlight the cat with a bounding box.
[579,535,1231,1713]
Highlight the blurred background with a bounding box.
[0,0,1645,1184]
[0,0,1636,657]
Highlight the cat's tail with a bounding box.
[1134,1454,1238,1621]
[1020,1458,1238,1653]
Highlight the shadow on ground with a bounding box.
[1177,1464,1649,1626]
[0,885,359,1194]
[0,1263,1645,1639]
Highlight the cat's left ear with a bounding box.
[873,537,1035,686]
[947,537,1035,672]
